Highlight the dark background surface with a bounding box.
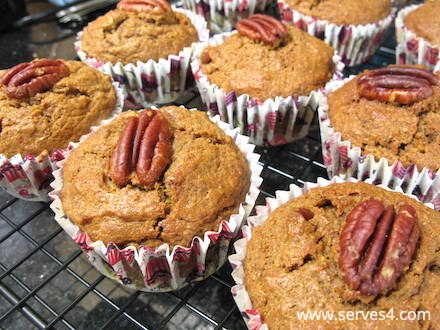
[0,1,398,329]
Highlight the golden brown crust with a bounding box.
[327,69,440,170]
[200,25,335,100]
[283,0,391,25]
[0,59,117,158]
[404,1,440,47]
[244,182,440,329]
[60,106,251,248]
[80,8,198,64]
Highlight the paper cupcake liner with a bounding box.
[277,2,395,67]
[181,0,274,34]
[0,82,124,202]
[395,4,440,72]
[49,112,263,292]
[318,77,440,211]
[190,31,344,146]
[75,7,210,108]
[228,176,435,329]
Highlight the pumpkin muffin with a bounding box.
[230,180,440,329]
[50,105,262,291]
[278,0,394,66]
[0,58,122,201]
[319,64,440,210]
[59,106,252,248]
[396,1,440,71]
[191,14,343,146]
[76,0,209,106]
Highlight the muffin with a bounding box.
[278,0,394,66]
[75,0,209,107]
[396,1,440,71]
[181,0,275,34]
[49,105,262,291]
[320,64,440,209]
[229,179,440,329]
[191,14,344,146]
[0,58,123,201]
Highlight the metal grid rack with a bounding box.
[0,2,399,329]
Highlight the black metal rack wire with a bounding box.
[0,2,400,329]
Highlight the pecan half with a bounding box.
[357,65,439,105]
[109,109,171,188]
[236,14,287,47]
[0,59,70,99]
[117,0,171,13]
[339,199,420,296]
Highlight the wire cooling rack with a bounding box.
[0,4,399,330]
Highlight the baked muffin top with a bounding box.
[283,0,391,25]
[244,181,440,329]
[80,5,199,65]
[327,65,440,170]
[0,59,117,159]
[404,0,440,47]
[199,20,336,100]
[60,106,251,248]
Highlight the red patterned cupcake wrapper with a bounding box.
[49,114,263,292]
[0,82,124,202]
[278,1,395,67]
[395,4,440,71]
[318,77,440,211]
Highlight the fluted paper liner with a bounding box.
[49,112,263,292]
[75,7,209,108]
[318,77,440,211]
[0,82,124,202]
[191,31,344,146]
[181,0,273,34]
[395,4,440,72]
[228,177,435,329]
[277,1,394,67]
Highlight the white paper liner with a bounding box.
[318,77,440,211]
[181,0,273,34]
[190,31,345,146]
[75,7,210,108]
[277,2,395,67]
[228,176,435,329]
[395,4,440,72]
[49,111,263,292]
[0,82,124,202]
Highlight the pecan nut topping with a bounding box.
[339,199,420,296]
[109,109,172,188]
[236,14,287,47]
[0,59,70,99]
[117,0,172,13]
[357,65,439,105]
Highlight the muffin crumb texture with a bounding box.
[0,59,117,158]
[327,68,440,170]
[283,0,391,25]
[244,182,440,329]
[404,1,440,47]
[200,25,336,100]
[60,106,251,248]
[80,8,198,64]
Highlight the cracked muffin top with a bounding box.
[282,0,391,25]
[0,59,118,159]
[59,106,251,248]
[244,181,440,329]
